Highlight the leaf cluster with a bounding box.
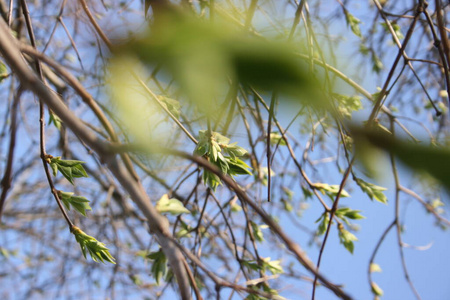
[59,191,92,216]
[194,130,251,190]
[48,157,88,185]
[71,226,116,264]
[145,248,168,285]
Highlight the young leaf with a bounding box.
[372,52,384,73]
[261,257,284,275]
[370,263,382,273]
[48,157,88,185]
[202,170,222,191]
[336,207,365,220]
[371,282,384,296]
[334,94,363,119]
[227,157,252,176]
[316,213,330,236]
[250,221,264,242]
[159,96,181,118]
[156,194,190,215]
[59,191,92,216]
[356,178,388,204]
[48,111,62,130]
[353,128,450,193]
[338,225,358,254]
[269,132,287,146]
[242,260,261,272]
[0,61,7,82]
[146,248,168,285]
[71,226,115,264]
[314,183,350,199]
[345,12,362,38]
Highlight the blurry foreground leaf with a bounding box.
[352,128,450,193]
[113,11,324,114]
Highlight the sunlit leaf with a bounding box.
[262,257,284,275]
[356,178,388,204]
[270,132,287,146]
[371,282,384,296]
[71,226,115,264]
[156,194,190,215]
[338,225,358,254]
[370,263,382,273]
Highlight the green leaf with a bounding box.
[371,282,384,296]
[345,12,362,38]
[0,61,7,82]
[48,111,62,130]
[314,183,350,199]
[336,207,365,220]
[50,162,58,176]
[71,164,88,178]
[194,130,251,190]
[353,128,450,194]
[71,226,115,264]
[223,142,248,158]
[158,96,181,119]
[146,248,168,285]
[370,263,382,273]
[49,157,88,185]
[338,226,358,254]
[356,178,388,204]
[372,52,383,73]
[250,221,264,242]
[156,194,190,215]
[315,213,330,236]
[242,260,261,272]
[58,165,74,184]
[176,221,193,238]
[381,22,404,41]
[334,94,363,119]
[269,132,287,146]
[117,12,324,113]
[302,186,314,199]
[202,170,221,191]
[261,257,284,275]
[194,140,209,157]
[227,157,252,176]
[56,159,86,167]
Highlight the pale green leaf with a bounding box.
[156,194,190,215]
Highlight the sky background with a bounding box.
[1,1,449,300]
